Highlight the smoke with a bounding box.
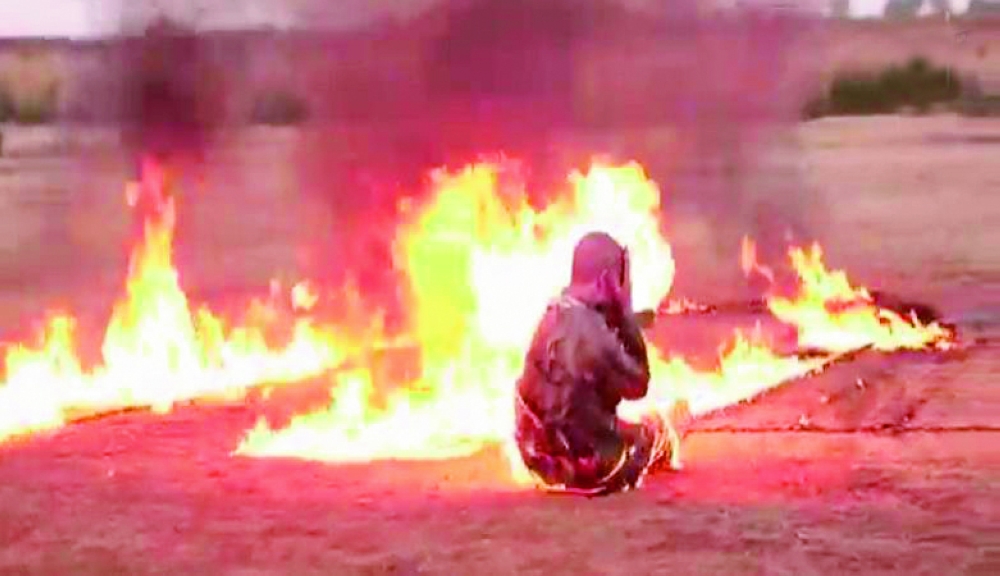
[72,0,831,303]
[287,0,831,300]
[655,3,831,295]
[116,12,230,169]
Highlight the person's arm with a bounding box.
[589,311,650,401]
[614,309,649,369]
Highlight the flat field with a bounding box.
[0,115,997,574]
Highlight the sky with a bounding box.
[0,0,978,38]
[0,0,105,38]
[0,0,444,37]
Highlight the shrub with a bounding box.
[805,57,962,119]
[0,82,60,125]
[0,85,12,123]
[14,84,59,124]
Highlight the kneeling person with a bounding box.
[515,232,677,495]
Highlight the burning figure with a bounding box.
[514,232,679,495]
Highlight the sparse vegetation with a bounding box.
[951,74,1000,117]
[0,45,62,125]
[0,85,12,123]
[0,83,60,124]
[883,0,953,19]
[249,91,310,126]
[804,57,962,119]
[12,84,59,125]
[955,94,1000,117]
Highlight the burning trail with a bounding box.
[235,160,952,479]
[742,237,954,354]
[0,158,351,442]
[0,156,953,484]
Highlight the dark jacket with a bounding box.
[516,293,650,459]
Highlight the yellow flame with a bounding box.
[235,161,832,481]
[0,157,952,488]
[0,158,353,441]
[767,243,953,353]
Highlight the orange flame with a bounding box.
[0,158,351,441]
[765,243,954,353]
[659,298,711,316]
[740,235,776,284]
[0,157,953,488]
[235,161,832,479]
[238,162,677,471]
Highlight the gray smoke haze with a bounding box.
[81,0,831,301]
[118,21,214,163]
[283,0,831,298]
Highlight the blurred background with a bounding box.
[0,0,997,330]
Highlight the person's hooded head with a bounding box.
[564,231,631,311]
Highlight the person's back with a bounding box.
[514,231,671,495]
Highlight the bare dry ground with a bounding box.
[0,115,998,574]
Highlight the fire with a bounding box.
[235,161,832,477]
[290,281,320,312]
[621,326,828,424]
[758,241,954,353]
[740,235,776,284]
[0,158,350,442]
[0,155,954,488]
[659,298,711,316]
[238,161,677,467]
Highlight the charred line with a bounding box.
[690,426,1000,434]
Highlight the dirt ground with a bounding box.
[0,116,998,574]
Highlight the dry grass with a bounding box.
[0,115,998,574]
